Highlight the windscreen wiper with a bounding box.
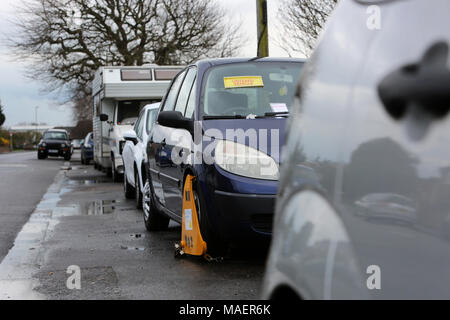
[203,115,247,120]
[258,111,290,118]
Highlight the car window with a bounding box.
[43,132,68,140]
[117,100,152,124]
[203,62,303,117]
[162,70,187,112]
[133,115,142,134]
[146,109,158,135]
[185,82,196,118]
[136,111,145,139]
[175,68,197,115]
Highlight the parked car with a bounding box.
[37,129,72,161]
[262,0,450,300]
[143,58,304,255]
[122,103,160,209]
[71,139,83,150]
[81,132,94,165]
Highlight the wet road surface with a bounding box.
[0,152,63,262]
[0,151,267,299]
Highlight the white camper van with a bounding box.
[92,65,183,182]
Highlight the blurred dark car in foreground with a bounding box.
[263,0,450,300]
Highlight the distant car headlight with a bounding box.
[214,140,279,181]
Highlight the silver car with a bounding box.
[263,0,450,299]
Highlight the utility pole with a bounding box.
[256,0,269,57]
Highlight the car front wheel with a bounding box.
[191,178,229,257]
[111,158,119,182]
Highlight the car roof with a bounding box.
[45,129,68,133]
[192,57,306,69]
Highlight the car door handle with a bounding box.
[378,41,450,121]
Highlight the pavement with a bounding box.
[0,150,266,300]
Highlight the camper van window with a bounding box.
[117,101,151,125]
[155,69,183,81]
[121,69,152,81]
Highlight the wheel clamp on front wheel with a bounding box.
[175,175,214,261]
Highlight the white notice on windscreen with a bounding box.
[270,103,288,113]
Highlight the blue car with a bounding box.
[144,58,304,255]
[81,132,94,165]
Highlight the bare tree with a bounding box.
[277,0,338,57]
[0,99,5,127]
[71,90,93,123]
[8,0,243,117]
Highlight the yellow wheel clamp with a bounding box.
[175,175,208,258]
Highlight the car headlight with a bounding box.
[214,140,279,181]
[42,143,47,147]
[61,143,66,147]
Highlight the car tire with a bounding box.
[142,176,170,231]
[111,157,122,182]
[192,178,229,257]
[81,155,85,165]
[37,153,46,160]
[135,169,143,209]
[123,167,135,199]
[64,154,71,161]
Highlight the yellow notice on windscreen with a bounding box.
[224,76,264,89]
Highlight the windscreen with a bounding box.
[117,100,155,124]
[202,62,303,117]
[43,132,68,140]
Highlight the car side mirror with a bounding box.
[158,111,193,133]
[100,114,109,122]
[123,130,138,145]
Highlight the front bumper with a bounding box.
[201,164,278,244]
[214,190,276,240]
[38,147,71,157]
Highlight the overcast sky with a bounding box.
[0,0,299,127]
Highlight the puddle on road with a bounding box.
[120,245,146,251]
[78,200,120,215]
[130,233,145,239]
[67,178,110,186]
